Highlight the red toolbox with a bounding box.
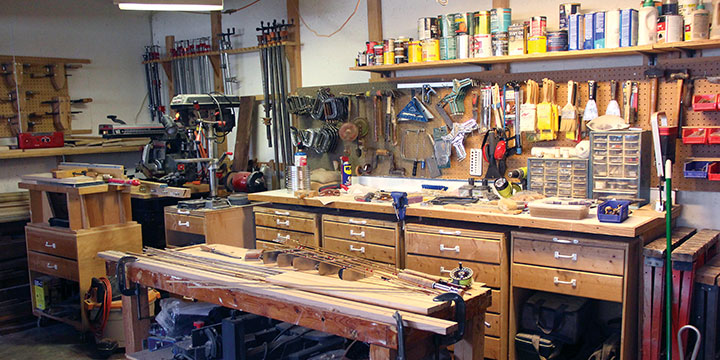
[17,132,64,149]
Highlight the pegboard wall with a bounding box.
[0,56,88,138]
[296,60,720,193]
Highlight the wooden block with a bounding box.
[643,226,696,259]
[52,168,87,179]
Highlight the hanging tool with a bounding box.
[384,92,393,144]
[536,78,558,141]
[218,28,237,94]
[1,62,24,88]
[257,22,280,185]
[606,80,621,116]
[668,70,689,134]
[373,90,382,142]
[645,67,664,120]
[622,81,639,124]
[422,84,437,104]
[512,83,522,154]
[257,25,273,149]
[561,80,578,139]
[397,96,433,122]
[491,83,504,129]
[436,78,474,129]
[401,128,429,176]
[481,85,493,132]
[650,111,676,211]
[519,79,539,133]
[471,92,479,121]
[582,80,598,137]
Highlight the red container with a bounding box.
[18,132,64,149]
[692,94,719,111]
[708,128,720,144]
[709,162,720,181]
[682,127,708,144]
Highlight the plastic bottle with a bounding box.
[663,0,679,15]
[711,0,720,39]
[679,0,699,18]
[686,2,710,40]
[639,0,660,45]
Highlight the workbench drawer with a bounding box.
[165,212,204,235]
[256,226,318,247]
[322,236,395,264]
[405,231,500,264]
[405,255,500,288]
[26,226,77,260]
[28,251,79,282]
[488,289,501,313]
[322,214,396,229]
[256,240,277,251]
[254,207,317,220]
[485,312,501,337]
[512,264,623,302]
[405,223,505,241]
[322,221,396,247]
[484,336,500,359]
[514,238,625,275]
[255,213,316,234]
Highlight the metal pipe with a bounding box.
[263,22,282,186]
[276,22,293,166]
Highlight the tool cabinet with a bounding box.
[254,205,322,250]
[321,213,402,268]
[590,130,652,205]
[165,204,258,248]
[404,221,509,360]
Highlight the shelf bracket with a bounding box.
[644,53,658,67]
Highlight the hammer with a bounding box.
[668,70,689,134]
[644,67,664,117]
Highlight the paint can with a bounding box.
[620,9,639,47]
[559,3,581,30]
[439,36,457,60]
[657,14,684,43]
[439,14,452,37]
[475,11,491,34]
[456,34,470,59]
[417,17,438,40]
[372,45,384,65]
[356,51,366,66]
[491,8,512,33]
[422,39,440,61]
[408,41,422,62]
[568,13,585,50]
[472,34,492,57]
[527,36,547,54]
[530,16,547,37]
[508,24,527,55]
[491,31,509,56]
[584,12,595,49]
[547,30,569,51]
[454,13,469,35]
[365,41,377,66]
[383,39,395,65]
[594,11,606,48]
[605,9,621,48]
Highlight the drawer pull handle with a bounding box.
[485,321,491,328]
[350,230,365,237]
[178,221,190,227]
[349,245,365,253]
[276,219,290,226]
[440,266,453,274]
[348,219,367,225]
[439,230,461,236]
[552,237,579,244]
[177,209,190,214]
[275,234,291,242]
[440,244,460,253]
[44,242,56,249]
[46,263,58,270]
[274,211,290,216]
[554,251,578,261]
[553,277,577,287]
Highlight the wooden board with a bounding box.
[643,226,697,258]
[0,145,142,160]
[672,229,720,263]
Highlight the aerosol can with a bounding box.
[711,0,720,39]
[639,0,659,45]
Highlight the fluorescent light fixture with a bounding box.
[115,0,222,11]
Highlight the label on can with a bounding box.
[490,8,512,33]
[475,11,491,34]
[294,152,307,166]
[341,159,352,187]
[408,41,422,62]
[454,13,468,34]
[569,13,585,50]
[422,39,440,61]
[594,11,606,49]
[559,3,581,30]
[527,36,547,54]
[417,17,438,40]
[530,16,547,37]
[357,51,367,66]
[547,30,569,51]
[583,12,595,50]
[491,31,509,56]
[456,34,470,59]
[439,36,457,60]
[685,11,710,40]
[508,24,526,55]
[383,39,394,65]
[472,34,492,57]
[658,14,684,43]
[620,9,638,47]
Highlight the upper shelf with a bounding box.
[349,39,720,73]
[143,41,296,64]
[0,144,143,160]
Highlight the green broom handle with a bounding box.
[665,160,673,360]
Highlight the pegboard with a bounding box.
[297,60,720,192]
[0,56,89,138]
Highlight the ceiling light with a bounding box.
[115,0,223,11]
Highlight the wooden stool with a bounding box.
[693,255,720,360]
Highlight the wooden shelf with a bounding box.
[0,55,91,65]
[0,145,143,160]
[143,41,296,64]
[350,39,720,73]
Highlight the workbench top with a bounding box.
[248,189,675,238]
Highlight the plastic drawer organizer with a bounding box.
[527,158,589,199]
[590,130,652,205]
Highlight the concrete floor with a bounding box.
[0,322,125,360]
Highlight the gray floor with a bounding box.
[0,322,125,360]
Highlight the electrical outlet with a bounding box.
[469,148,483,177]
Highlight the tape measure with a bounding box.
[449,262,474,286]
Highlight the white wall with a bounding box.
[0,0,153,192]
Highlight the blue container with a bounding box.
[569,13,585,50]
[684,161,711,178]
[594,11,606,49]
[597,199,630,223]
[620,9,638,47]
[583,12,595,50]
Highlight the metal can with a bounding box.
[408,41,422,62]
[383,39,394,65]
[439,36,457,60]
[454,13,469,34]
[527,36,547,54]
[568,13,585,50]
[439,14,457,37]
[491,31,509,56]
[472,34,492,57]
[294,151,307,166]
[657,14,684,43]
[530,16,547,37]
[356,51,367,66]
[475,11,491,34]
[417,17,438,40]
[491,8,512,33]
[421,39,440,61]
[340,156,351,188]
[508,24,527,55]
[559,3,581,30]
[373,44,384,65]
[547,30,569,51]
[365,41,377,52]
[456,34,470,59]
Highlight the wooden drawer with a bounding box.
[405,254,500,288]
[28,251,79,281]
[165,212,204,235]
[484,336,500,359]
[514,238,625,276]
[406,223,504,241]
[256,226,318,247]
[323,221,396,247]
[512,263,623,302]
[26,226,77,259]
[488,289,501,313]
[323,236,395,264]
[255,212,315,234]
[256,240,277,250]
[485,312,501,337]
[255,207,316,219]
[405,231,500,264]
[323,214,396,228]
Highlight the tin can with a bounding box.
[508,24,527,55]
[559,3,581,30]
[594,11,606,48]
[365,41,377,52]
[657,14,684,43]
[547,30,569,51]
[527,36,547,54]
[530,16,547,37]
[472,34,492,57]
[341,156,351,188]
[583,12,595,50]
[417,17,438,40]
[455,13,469,34]
[356,51,367,66]
[491,31,509,56]
[372,45,384,65]
[383,39,395,65]
[440,14,460,37]
[294,151,307,166]
[456,34,470,58]
[439,36,457,60]
[620,9,638,47]
[422,39,440,61]
[491,8,512,33]
[366,51,375,66]
[408,41,422,62]
[475,11,491,34]
[568,13,585,50]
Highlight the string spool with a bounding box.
[449,262,474,286]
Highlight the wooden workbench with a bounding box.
[101,245,491,360]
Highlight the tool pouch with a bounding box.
[515,333,563,360]
[520,292,589,344]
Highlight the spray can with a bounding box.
[559,3,581,30]
[620,9,639,47]
[657,14,684,43]
[594,11,606,48]
[638,0,659,45]
[711,0,720,39]
[584,12,595,49]
[569,13,585,50]
[341,156,351,188]
[685,3,710,40]
[605,9,621,48]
